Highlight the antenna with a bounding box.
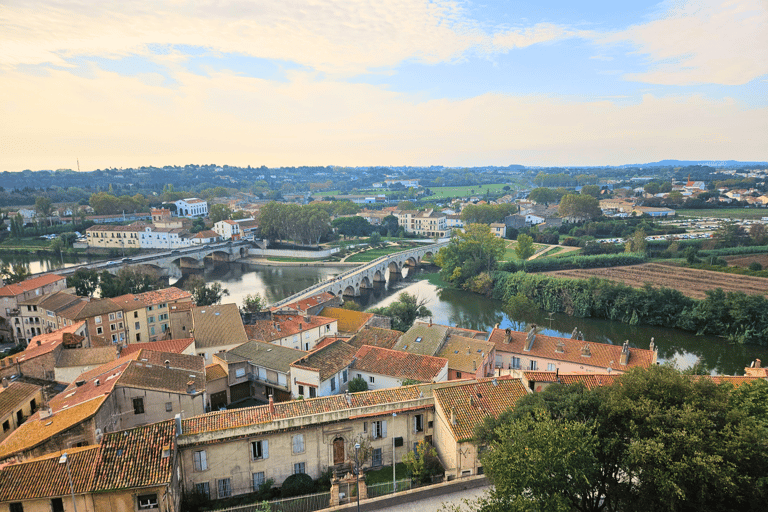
[77,159,80,172]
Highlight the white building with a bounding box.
[175,198,208,218]
[213,220,241,240]
[139,226,190,249]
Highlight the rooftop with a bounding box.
[192,304,249,349]
[55,346,117,369]
[351,346,447,382]
[0,381,42,421]
[347,327,403,349]
[17,322,86,363]
[119,338,195,358]
[319,307,374,333]
[275,292,336,313]
[290,339,357,380]
[221,340,304,374]
[0,274,66,297]
[435,335,495,374]
[244,314,336,342]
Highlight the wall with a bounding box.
[494,347,627,374]
[0,387,43,444]
[247,247,340,259]
[115,387,206,430]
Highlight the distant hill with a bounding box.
[621,160,767,168]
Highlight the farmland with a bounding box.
[676,208,768,220]
[723,253,768,269]
[544,262,768,300]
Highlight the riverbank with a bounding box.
[242,257,359,267]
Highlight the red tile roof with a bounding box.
[0,382,42,421]
[352,346,447,382]
[206,363,227,381]
[319,307,373,333]
[119,338,195,357]
[433,376,529,442]
[522,371,620,390]
[0,274,66,297]
[245,314,336,342]
[17,322,86,362]
[347,328,403,349]
[488,328,656,371]
[133,286,192,305]
[275,292,336,313]
[181,385,426,437]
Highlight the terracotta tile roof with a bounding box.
[744,367,768,377]
[290,339,357,380]
[351,346,447,382]
[133,286,192,305]
[436,335,495,374]
[169,301,195,313]
[488,328,656,371]
[119,338,195,357]
[0,420,176,500]
[222,340,304,374]
[275,292,336,313]
[0,382,42,420]
[55,346,117,368]
[314,336,350,350]
[19,290,81,312]
[319,307,373,333]
[696,375,766,388]
[59,297,123,321]
[245,314,335,343]
[193,230,219,238]
[206,363,227,381]
[181,385,425,436]
[347,327,403,349]
[433,376,529,442]
[192,304,249,349]
[0,274,66,297]
[17,322,86,362]
[109,293,148,310]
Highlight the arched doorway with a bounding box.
[333,437,345,465]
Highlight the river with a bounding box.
[171,259,768,376]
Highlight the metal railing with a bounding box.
[366,478,413,498]
[211,491,331,512]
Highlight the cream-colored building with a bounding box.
[0,381,44,445]
[110,287,193,344]
[191,304,249,361]
[0,274,68,344]
[394,209,450,238]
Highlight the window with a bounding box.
[309,387,316,398]
[511,357,521,370]
[298,385,304,396]
[372,420,387,439]
[134,311,139,318]
[195,482,210,498]
[148,316,155,323]
[96,326,103,335]
[456,372,461,379]
[251,439,269,460]
[9,503,23,512]
[529,360,538,371]
[150,326,155,336]
[217,478,232,498]
[94,316,102,324]
[547,363,556,371]
[330,377,336,392]
[110,323,117,331]
[342,369,348,383]
[117,311,123,319]
[3,420,9,432]
[194,450,208,471]
[30,399,36,411]
[137,493,159,509]
[112,334,118,342]
[133,397,145,414]
[372,448,382,466]
[109,313,116,321]
[414,414,424,433]
[294,462,306,474]
[135,322,140,330]
[235,368,245,378]
[292,434,305,454]
[253,471,266,490]
[165,402,173,412]
[136,333,141,342]
[363,421,367,433]
[265,385,274,397]
[51,498,64,512]
[495,354,503,368]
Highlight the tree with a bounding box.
[209,203,232,223]
[514,233,535,260]
[580,185,600,198]
[397,200,416,210]
[188,278,229,306]
[348,376,368,392]
[749,224,767,245]
[368,231,381,246]
[241,293,265,314]
[558,194,601,221]
[68,268,99,297]
[99,267,165,298]
[713,221,747,248]
[9,214,23,238]
[0,263,30,285]
[368,292,432,332]
[434,223,506,288]
[402,440,443,483]
[624,228,647,254]
[643,182,661,195]
[528,187,559,205]
[381,215,400,236]
[332,216,372,238]
[35,196,53,226]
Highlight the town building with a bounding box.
[13,323,88,381]
[16,291,82,345]
[213,220,241,240]
[272,292,340,316]
[190,304,249,361]
[489,222,506,238]
[191,229,222,245]
[0,380,44,445]
[85,222,145,250]
[109,287,193,344]
[394,210,450,238]
[349,346,449,390]
[175,198,208,218]
[0,275,68,344]
[487,326,658,374]
[244,314,337,351]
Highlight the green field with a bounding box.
[0,237,53,251]
[344,246,407,262]
[676,208,767,219]
[317,183,515,201]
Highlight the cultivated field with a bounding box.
[544,262,768,300]
[676,208,768,220]
[723,253,768,269]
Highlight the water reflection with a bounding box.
[0,253,90,274]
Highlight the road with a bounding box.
[372,485,489,512]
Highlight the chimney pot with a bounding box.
[36,340,41,346]
[187,380,195,393]
[756,359,762,368]
[268,395,275,414]
[1,378,7,388]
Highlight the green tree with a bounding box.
[0,263,31,285]
[99,267,165,298]
[558,194,601,221]
[209,203,232,223]
[624,228,647,254]
[713,221,748,248]
[402,440,443,483]
[241,293,265,314]
[35,197,53,226]
[528,187,559,205]
[68,268,99,297]
[397,200,416,210]
[514,233,535,260]
[580,184,601,198]
[10,214,24,238]
[435,223,505,288]
[332,216,372,238]
[368,231,382,246]
[643,182,661,195]
[348,376,368,392]
[367,292,432,332]
[188,278,229,306]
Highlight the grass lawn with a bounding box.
[345,246,405,262]
[425,183,512,200]
[676,208,767,219]
[365,463,410,485]
[500,240,547,261]
[420,271,453,288]
[0,237,53,251]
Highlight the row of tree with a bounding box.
[257,202,332,246]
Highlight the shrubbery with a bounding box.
[500,253,646,273]
[280,473,315,498]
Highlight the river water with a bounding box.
[171,259,768,376]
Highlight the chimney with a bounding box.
[450,407,456,425]
[755,359,762,368]
[504,328,511,344]
[95,379,100,386]
[581,343,591,357]
[187,380,195,394]
[555,341,565,353]
[619,340,630,366]
[1,377,7,388]
[36,339,41,346]
[268,395,275,414]
[473,360,477,371]
[299,323,302,331]
[175,413,182,437]
[165,360,170,369]
[429,317,433,327]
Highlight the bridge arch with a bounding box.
[405,256,419,267]
[373,269,385,282]
[206,250,232,262]
[359,276,372,289]
[343,285,356,296]
[387,261,401,274]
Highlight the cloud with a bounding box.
[604,0,768,85]
[0,0,584,76]
[1,66,765,171]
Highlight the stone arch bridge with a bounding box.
[271,241,448,308]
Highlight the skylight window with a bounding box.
[415,337,422,343]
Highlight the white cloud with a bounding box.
[0,0,581,75]
[1,67,764,171]
[605,0,768,85]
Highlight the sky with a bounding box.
[1,0,766,172]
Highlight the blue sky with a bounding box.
[1,0,766,171]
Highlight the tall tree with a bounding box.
[35,197,53,226]
[209,203,232,223]
[367,292,432,332]
[515,233,535,260]
[68,268,99,297]
[434,223,506,288]
[558,194,601,221]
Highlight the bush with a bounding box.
[281,473,315,498]
[348,376,368,392]
[749,261,763,272]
